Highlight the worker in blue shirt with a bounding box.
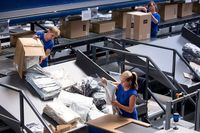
[33,26,60,67]
[102,71,138,120]
[135,1,160,38]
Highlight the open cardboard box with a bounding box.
[87,114,150,133]
[14,38,45,78]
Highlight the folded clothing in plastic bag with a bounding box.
[190,62,200,78]
[183,52,200,65]
[57,90,106,122]
[182,43,200,58]
[43,101,80,124]
[58,90,94,108]
[25,65,61,100]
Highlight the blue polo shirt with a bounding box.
[116,84,138,120]
[151,12,160,38]
[36,31,53,67]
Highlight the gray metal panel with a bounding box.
[0,59,16,76]
[116,123,157,133]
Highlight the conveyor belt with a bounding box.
[0,0,167,25]
[158,13,200,29]
[0,50,116,132]
[126,35,200,92]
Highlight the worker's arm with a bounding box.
[151,14,159,24]
[135,6,147,12]
[101,77,119,89]
[40,49,51,63]
[112,95,136,113]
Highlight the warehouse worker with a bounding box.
[102,71,138,120]
[33,26,60,67]
[135,1,160,38]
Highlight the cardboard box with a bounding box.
[14,38,45,78]
[126,11,151,40]
[10,31,35,47]
[60,19,89,39]
[158,4,178,21]
[178,3,193,17]
[87,114,151,133]
[112,9,133,29]
[193,2,200,13]
[90,21,115,34]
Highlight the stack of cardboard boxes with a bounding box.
[126,11,151,40]
[60,16,90,39]
[14,38,45,78]
[90,20,115,34]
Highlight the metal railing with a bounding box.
[165,89,200,131]
[0,83,52,133]
[120,38,198,105]
[91,45,184,114]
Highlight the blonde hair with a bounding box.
[121,71,138,89]
[49,26,60,37]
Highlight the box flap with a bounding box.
[18,38,45,56]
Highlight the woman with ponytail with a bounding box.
[102,71,138,119]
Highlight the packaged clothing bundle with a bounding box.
[25,65,61,100]
[43,101,80,124]
[57,90,106,122]
[182,43,200,65]
[182,43,200,79]
[67,76,107,110]
[67,76,117,114]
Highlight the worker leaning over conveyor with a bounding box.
[135,0,160,38]
[33,26,60,67]
[102,71,138,120]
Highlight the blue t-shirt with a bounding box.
[36,31,54,67]
[116,84,138,120]
[151,12,160,38]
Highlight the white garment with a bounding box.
[43,101,80,124]
[57,90,94,108]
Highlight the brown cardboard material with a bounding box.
[60,19,89,39]
[90,21,115,34]
[14,38,45,78]
[87,114,151,133]
[10,31,35,47]
[126,11,151,40]
[193,2,200,13]
[112,9,133,29]
[158,3,178,21]
[44,122,77,133]
[178,3,193,17]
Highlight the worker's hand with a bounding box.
[39,56,47,64]
[135,6,147,13]
[112,100,119,107]
[101,77,108,87]
[33,35,39,40]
